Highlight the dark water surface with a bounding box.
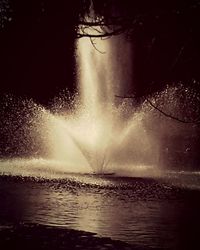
[0,173,200,249]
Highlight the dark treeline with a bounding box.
[0,0,200,103]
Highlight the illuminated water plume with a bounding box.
[47,33,159,173]
[1,23,199,177]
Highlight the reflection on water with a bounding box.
[0,174,200,249]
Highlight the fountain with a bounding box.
[0,6,199,179]
[42,32,158,175]
[1,4,200,250]
[0,27,161,178]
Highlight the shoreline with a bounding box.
[0,222,145,250]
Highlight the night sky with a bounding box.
[0,0,200,104]
[0,1,79,104]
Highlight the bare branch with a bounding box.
[78,17,133,27]
[115,95,135,99]
[89,37,106,54]
[115,95,200,124]
[146,99,200,124]
[76,15,139,39]
[76,26,127,38]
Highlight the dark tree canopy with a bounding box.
[76,0,200,123]
[0,0,200,104]
[75,0,200,96]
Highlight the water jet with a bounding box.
[0,6,199,178]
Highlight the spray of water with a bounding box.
[0,32,160,177]
[0,21,199,179]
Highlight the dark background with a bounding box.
[0,0,200,105]
[0,0,79,104]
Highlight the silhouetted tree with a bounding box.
[75,0,200,124]
[1,0,200,123]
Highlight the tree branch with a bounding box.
[76,26,127,38]
[89,37,106,54]
[76,16,138,38]
[146,99,200,124]
[115,95,200,124]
